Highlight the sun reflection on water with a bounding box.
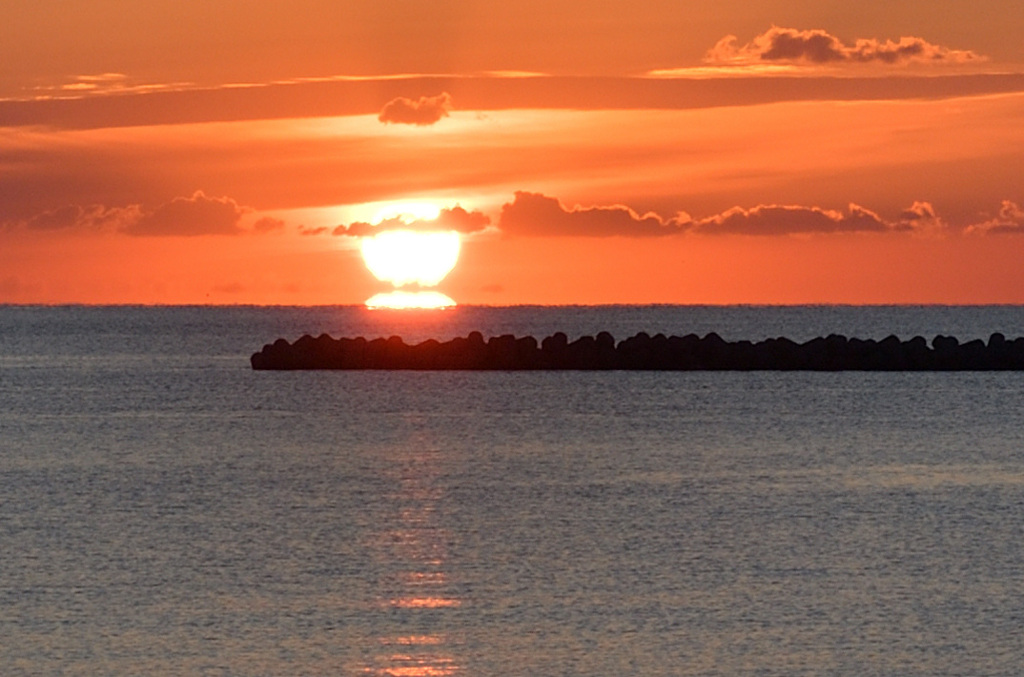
[389,597,462,609]
[365,290,456,310]
[363,444,462,675]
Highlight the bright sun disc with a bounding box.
[360,230,460,288]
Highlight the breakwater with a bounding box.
[251,331,1024,370]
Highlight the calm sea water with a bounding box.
[1,305,1023,676]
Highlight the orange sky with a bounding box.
[2,2,1024,304]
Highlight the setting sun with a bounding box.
[5,3,1024,675]
[360,229,461,288]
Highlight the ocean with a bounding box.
[2,305,1023,676]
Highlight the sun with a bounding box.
[358,200,463,309]
[360,229,461,288]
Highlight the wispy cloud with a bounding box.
[6,72,1024,131]
[58,73,129,92]
[644,64,801,79]
[28,73,198,100]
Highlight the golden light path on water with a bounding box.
[362,439,462,676]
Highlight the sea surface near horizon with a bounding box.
[1,305,1023,675]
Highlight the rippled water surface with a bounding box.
[2,306,1023,675]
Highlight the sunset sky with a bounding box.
[3,1,1024,304]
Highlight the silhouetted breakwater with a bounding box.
[251,331,1024,370]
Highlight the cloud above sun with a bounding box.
[378,92,453,125]
[333,205,490,237]
[497,192,952,237]
[705,26,985,67]
[9,192,1020,242]
[499,192,687,237]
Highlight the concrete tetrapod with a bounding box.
[251,332,1024,370]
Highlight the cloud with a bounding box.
[333,205,490,237]
[679,201,947,236]
[496,192,946,237]
[59,73,129,93]
[252,216,286,233]
[11,195,485,239]
[499,192,687,237]
[12,191,252,236]
[965,200,1024,234]
[20,203,141,232]
[896,201,946,235]
[378,92,453,125]
[706,27,985,67]
[26,73,199,101]
[25,204,107,231]
[7,73,1023,132]
[690,203,926,235]
[123,191,248,236]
